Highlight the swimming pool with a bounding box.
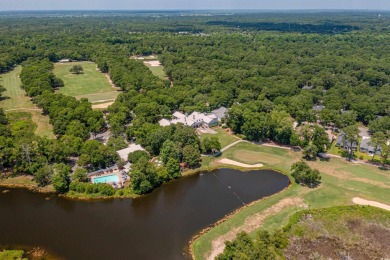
[93,174,119,184]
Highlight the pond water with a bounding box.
[0,168,289,260]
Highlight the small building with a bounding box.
[158,118,171,127]
[59,59,70,63]
[302,86,314,90]
[360,138,380,154]
[117,144,146,161]
[312,105,325,112]
[335,133,358,150]
[210,106,228,121]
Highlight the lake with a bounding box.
[0,168,289,260]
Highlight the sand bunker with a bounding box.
[218,158,263,168]
[144,60,162,67]
[352,197,390,211]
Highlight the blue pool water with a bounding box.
[93,174,119,184]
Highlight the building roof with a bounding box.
[211,106,228,119]
[336,133,358,148]
[159,118,171,127]
[173,111,186,119]
[302,86,314,90]
[312,105,325,112]
[360,138,375,151]
[117,144,146,161]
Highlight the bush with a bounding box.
[291,161,321,188]
[69,182,115,196]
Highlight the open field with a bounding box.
[54,61,120,103]
[192,141,390,259]
[0,66,54,138]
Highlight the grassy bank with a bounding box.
[192,141,390,259]
[0,66,54,138]
[54,61,120,102]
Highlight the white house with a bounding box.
[159,110,219,128]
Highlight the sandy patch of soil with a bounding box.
[92,102,114,109]
[352,197,390,211]
[206,197,304,260]
[144,60,161,67]
[218,158,263,168]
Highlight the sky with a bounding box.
[0,0,389,11]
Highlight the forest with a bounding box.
[0,11,389,195]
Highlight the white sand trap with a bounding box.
[144,60,161,67]
[218,158,263,168]
[352,197,390,211]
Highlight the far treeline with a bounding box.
[0,11,389,195]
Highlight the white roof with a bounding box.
[159,118,171,127]
[173,111,186,119]
[117,144,145,161]
[203,116,215,124]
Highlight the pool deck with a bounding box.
[88,167,129,189]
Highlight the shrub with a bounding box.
[291,161,321,188]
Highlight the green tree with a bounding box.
[369,132,387,162]
[182,145,201,167]
[52,163,71,193]
[291,161,321,187]
[303,144,318,160]
[72,168,88,182]
[0,84,6,99]
[342,125,359,161]
[128,150,150,163]
[69,65,84,74]
[312,125,331,153]
[33,165,53,187]
[166,157,181,179]
[160,140,179,164]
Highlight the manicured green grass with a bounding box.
[54,62,120,102]
[0,66,34,110]
[200,128,240,148]
[146,64,168,79]
[192,141,390,259]
[0,66,54,138]
[139,57,168,80]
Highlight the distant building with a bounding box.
[335,133,358,150]
[159,110,220,128]
[312,105,325,112]
[211,106,228,121]
[59,59,70,63]
[360,138,380,154]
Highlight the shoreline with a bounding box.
[186,167,292,259]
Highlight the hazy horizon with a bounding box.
[0,0,390,11]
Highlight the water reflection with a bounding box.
[0,169,289,260]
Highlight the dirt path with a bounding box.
[5,108,42,112]
[206,197,304,260]
[92,102,114,109]
[352,197,390,211]
[218,158,263,168]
